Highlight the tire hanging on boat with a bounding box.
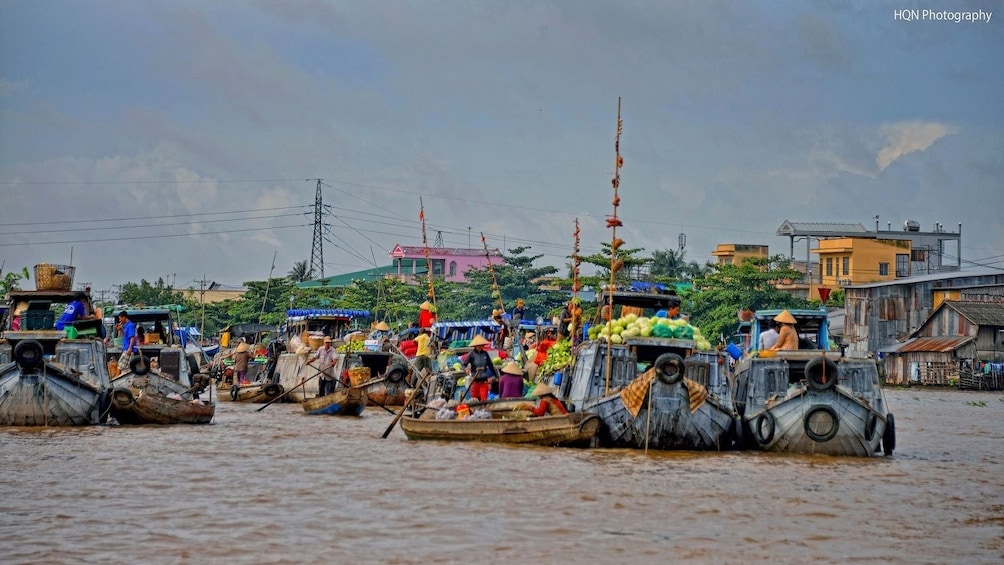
[96,388,113,424]
[653,352,685,385]
[230,384,240,401]
[262,383,283,398]
[752,412,776,445]
[803,405,840,442]
[804,357,838,392]
[882,413,896,455]
[864,411,878,441]
[130,355,150,376]
[386,364,408,384]
[13,339,44,370]
[111,387,135,408]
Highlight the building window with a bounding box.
[879,262,889,276]
[842,257,849,276]
[895,254,909,277]
[432,259,445,276]
[449,261,457,276]
[826,258,833,277]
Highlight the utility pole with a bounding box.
[200,275,207,338]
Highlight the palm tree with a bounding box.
[288,260,312,283]
[650,249,686,279]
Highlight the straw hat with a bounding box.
[524,332,536,339]
[420,301,432,310]
[492,309,501,318]
[531,383,555,397]
[774,310,797,325]
[468,335,490,347]
[375,321,390,331]
[323,336,332,343]
[500,361,523,376]
[236,342,251,353]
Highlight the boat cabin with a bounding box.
[744,308,832,355]
[108,306,198,383]
[431,320,503,347]
[282,308,370,342]
[3,290,103,353]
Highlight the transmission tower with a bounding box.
[309,179,325,278]
[434,230,444,248]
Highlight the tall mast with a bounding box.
[419,198,436,309]
[605,98,624,395]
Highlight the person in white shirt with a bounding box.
[758,320,779,350]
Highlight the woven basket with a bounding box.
[348,366,371,386]
[35,263,75,291]
[308,336,325,350]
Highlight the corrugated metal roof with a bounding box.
[849,268,1003,289]
[945,301,1004,326]
[776,220,868,235]
[879,336,973,353]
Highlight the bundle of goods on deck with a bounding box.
[587,313,713,351]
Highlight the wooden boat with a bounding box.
[0,288,112,426]
[227,381,285,403]
[301,386,367,416]
[344,351,412,406]
[557,289,739,451]
[399,410,600,447]
[732,309,895,457]
[109,372,213,425]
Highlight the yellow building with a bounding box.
[711,244,769,266]
[812,238,912,293]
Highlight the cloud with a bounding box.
[876,121,960,172]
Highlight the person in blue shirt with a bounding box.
[55,299,86,330]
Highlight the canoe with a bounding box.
[301,386,367,416]
[399,411,600,447]
[227,382,285,403]
[108,372,214,425]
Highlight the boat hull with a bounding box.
[301,386,367,416]
[224,382,285,403]
[400,411,600,447]
[0,363,107,426]
[109,372,214,425]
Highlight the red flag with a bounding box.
[419,208,424,221]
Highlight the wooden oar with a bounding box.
[255,361,321,412]
[380,370,435,439]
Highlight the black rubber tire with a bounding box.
[805,357,839,392]
[129,355,150,376]
[111,387,135,407]
[882,413,896,455]
[864,411,878,442]
[230,384,240,401]
[263,383,283,398]
[96,388,113,424]
[803,405,840,442]
[186,354,200,378]
[731,414,746,450]
[386,364,408,383]
[752,412,776,446]
[13,340,44,370]
[654,352,685,385]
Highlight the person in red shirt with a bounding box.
[418,301,436,329]
[523,383,568,417]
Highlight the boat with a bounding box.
[227,381,285,403]
[106,306,215,424]
[731,309,895,457]
[301,385,367,416]
[0,284,113,426]
[556,288,738,451]
[399,409,600,447]
[345,350,413,406]
[109,372,214,425]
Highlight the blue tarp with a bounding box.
[431,320,501,341]
[286,308,370,319]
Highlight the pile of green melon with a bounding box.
[587,313,713,350]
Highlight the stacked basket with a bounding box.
[35,263,75,291]
[348,366,371,387]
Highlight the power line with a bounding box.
[0,223,309,247]
[1,205,308,227]
[0,211,304,235]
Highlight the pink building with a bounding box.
[389,244,502,283]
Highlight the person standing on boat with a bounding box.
[492,309,511,351]
[759,320,779,350]
[498,361,525,399]
[413,327,433,376]
[511,299,525,327]
[665,295,682,320]
[417,301,436,329]
[770,310,799,351]
[519,383,568,417]
[309,336,338,396]
[55,298,87,330]
[117,311,139,372]
[234,341,252,385]
[462,335,496,402]
[557,301,573,339]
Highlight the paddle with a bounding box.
[380,370,435,439]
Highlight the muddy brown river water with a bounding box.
[1,388,1001,564]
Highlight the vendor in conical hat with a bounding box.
[770,310,799,351]
[519,382,568,417]
[498,361,525,399]
[418,300,436,329]
[233,340,252,385]
[369,320,391,340]
[461,334,497,402]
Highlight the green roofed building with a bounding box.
[296,264,427,289]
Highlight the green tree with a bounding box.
[579,242,649,286]
[0,265,31,296]
[288,260,311,283]
[687,255,809,344]
[118,278,185,307]
[650,249,687,279]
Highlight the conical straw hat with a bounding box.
[531,383,554,397]
[375,321,390,331]
[468,335,490,347]
[420,301,432,310]
[500,361,524,376]
[774,310,797,324]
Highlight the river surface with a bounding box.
[1,388,1001,564]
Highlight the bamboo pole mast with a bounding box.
[419,198,437,310]
[604,98,624,396]
[480,232,505,316]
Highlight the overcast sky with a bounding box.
[1,1,1001,297]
